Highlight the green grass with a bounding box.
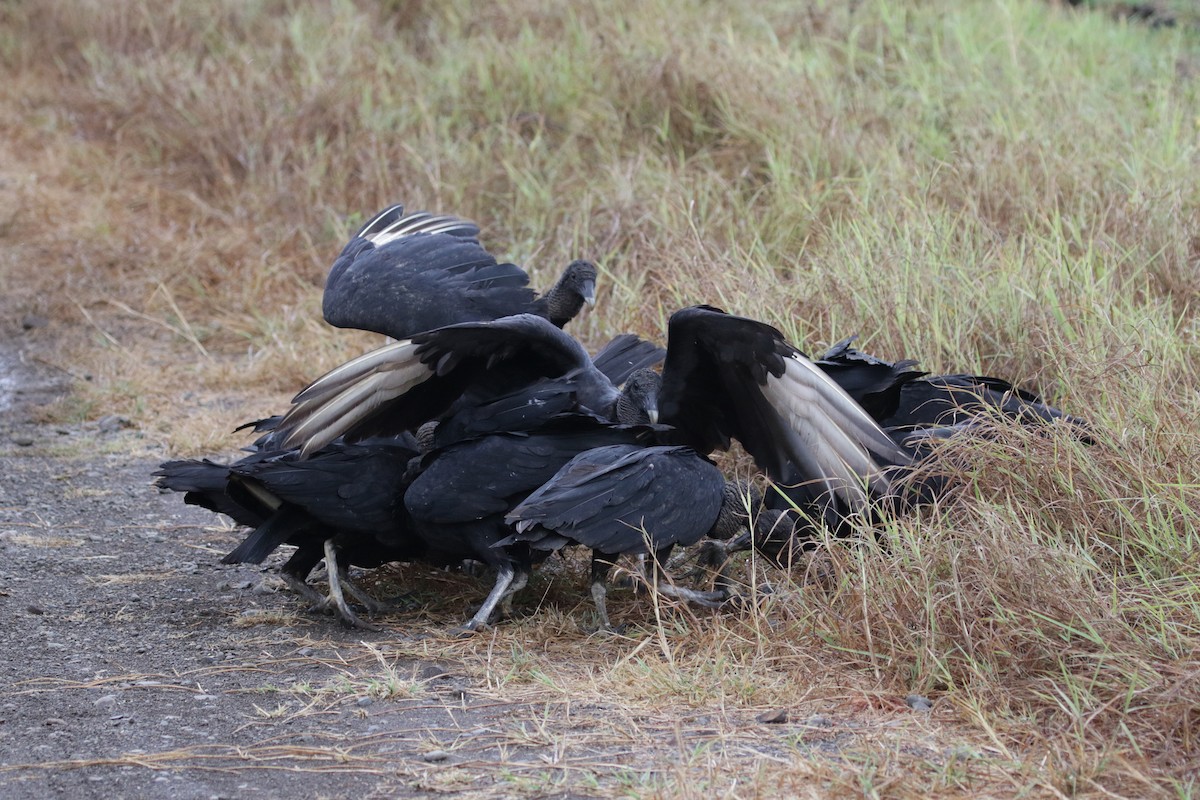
[4,0,1199,795]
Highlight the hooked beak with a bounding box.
[581,279,597,309]
[646,403,659,425]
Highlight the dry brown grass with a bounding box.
[4,0,1200,795]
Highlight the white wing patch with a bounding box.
[367,212,480,247]
[279,340,433,457]
[763,352,911,511]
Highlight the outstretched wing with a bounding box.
[503,444,725,555]
[323,204,536,340]
[658,306,911,514]
[274,314,605,457]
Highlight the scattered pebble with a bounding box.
[422,749,450,763]
[21,314,49,330]
[905,694,933,712]
[298,647,315,658]
[756,708,788,724]
[804,714,833,728]
[94,694,118,708]
[356,696,373,707]
[44,718,65,727]
[11,435,34,447]
[97,414,132,434]
[26,605,44,616]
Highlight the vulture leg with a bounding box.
[457,564,515,634]
[685,539,742,600]
[335,564,391,615]
[280,572,331,609]
[647,545,727,608]
[498,566,529,619]
[279,547,333,609]
[323,540,381,631]
[589,554,619,632]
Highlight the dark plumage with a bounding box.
[273,306,914,587]
[155,439,422,628]
[402,416,660,630]
[814,335,927,421]
[322,204,597,340]
[502,444,759,630]
[815,337,1089,436]
[654,306,912,526]
[726,339,1093,567]
[274,314,662,456]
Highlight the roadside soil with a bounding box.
[0,317,975,799]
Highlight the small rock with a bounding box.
[26,605,44,616]
[419,664,451,681]
[298,647,315,658]
[356,696,373,707]
[803,714,833,728]
[95,694,118,707]
[422,749,450,763]
[905,694,933,712]
[97,414,132,434]
[44,718,66,727]
[21,314,49,331]
[11,435,34,447]
[756,708,788,724]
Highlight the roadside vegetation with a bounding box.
[3,0,1198,795]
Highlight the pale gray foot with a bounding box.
[453,564,515,635]
[324,540,381,631]
[498,567,529,619]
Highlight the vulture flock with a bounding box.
[157,204,1086,631]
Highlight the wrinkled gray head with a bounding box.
[710,479,764,540]
[614,367,661,425]
[542,260,598,327]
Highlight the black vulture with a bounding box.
[652,306,913,525]
[155,438,423,628]
[240,330,662,453]
[401,415,662,631]
[723,337,1093,568]
[273,313,665,457]
[501,444,762,630]
[322,203,597,340]
[275,305,911,523]
[814,336,1091,436]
